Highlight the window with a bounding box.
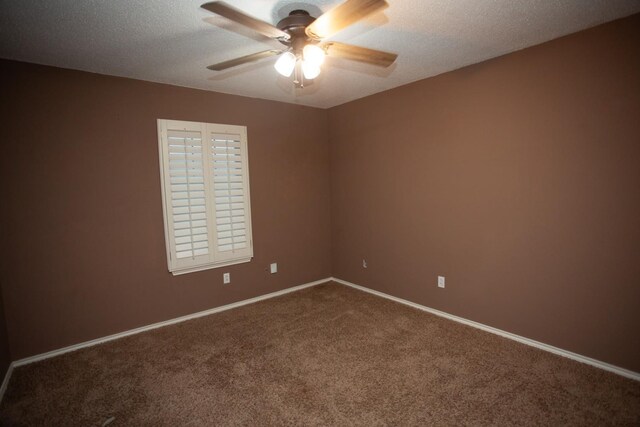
[157,119,253,275]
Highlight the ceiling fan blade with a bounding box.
[201,2,290,40]
[207,50,283,71]
[305,0,388,40]
[323,42,397,67]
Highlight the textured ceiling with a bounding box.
[1,1,639,108]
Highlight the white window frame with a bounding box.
[157,119,254,275]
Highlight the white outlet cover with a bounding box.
[223,273,230,284]
[270,263,277,274]
[438,276,445,288]
[362,259,367,268]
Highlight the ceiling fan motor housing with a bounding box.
[277,10,318,53]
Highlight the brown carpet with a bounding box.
[1,282,639,426]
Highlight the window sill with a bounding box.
[170,257,252,276]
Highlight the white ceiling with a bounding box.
[1,1,639,108]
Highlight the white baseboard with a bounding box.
[12,277,332,369]
[0,277,330,405]
[1,274,637,406]
[0,362,15,404]
[332,277,640,382]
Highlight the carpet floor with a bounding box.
[1,282,639,426]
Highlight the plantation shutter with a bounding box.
[158,120,253,274]
[208,127,253,262]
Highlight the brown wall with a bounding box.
[1,14,639,373]
[0,60,332,359]
[329,14,640,372]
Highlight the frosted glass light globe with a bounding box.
[303,44,325,67]
[274,52,296,77]
[302,60,321,79]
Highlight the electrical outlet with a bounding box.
[362,259,368,268]
[438,276,445,288]
[270,263,278,274]
[223,272,231,284]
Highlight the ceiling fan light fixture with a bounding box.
[274,52,296,77]
[301,60,321,80]
[303,44,325,67]
[204,1,398,86]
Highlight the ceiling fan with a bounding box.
[201,0,398,87]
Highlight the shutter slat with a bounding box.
[169,169,204,177]
[168,146,202,153]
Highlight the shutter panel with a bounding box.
[159,121,214,271]
[208,128,253,261]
